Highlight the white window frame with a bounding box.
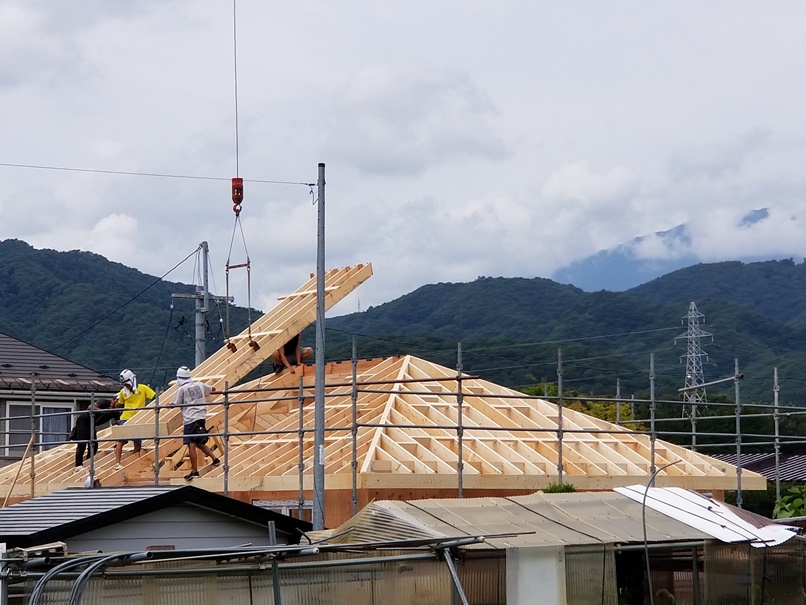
[3,401,76,457]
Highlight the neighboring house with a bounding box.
[0,331,118,464]
[711,452,806,482]
[0,485,312,552]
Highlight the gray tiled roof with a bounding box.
[0,331,118,392]
[711,452,806,482]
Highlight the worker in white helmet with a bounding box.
[172,366,220,480]
[113,369,156,469]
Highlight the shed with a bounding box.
[0,485,311,552]
[315,490,800,605]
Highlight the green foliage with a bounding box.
[0,239,256,390]
[544,482,577,493]
[772,484,806,519]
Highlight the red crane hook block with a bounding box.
[231,177,244,215]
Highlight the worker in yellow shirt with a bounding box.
[113,369,156,469]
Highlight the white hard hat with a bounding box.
[176,366,192,380]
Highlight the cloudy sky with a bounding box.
[2,1,806,315]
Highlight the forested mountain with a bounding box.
[0,239,254,388]
[3,238,806,404]
[325,263,806,405]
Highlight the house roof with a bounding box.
[0,263,764,506]
[317,491,713,549]
[0,485,312,548]
[710,453,806,482]
[0,331,118,392]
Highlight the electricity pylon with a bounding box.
[675,301,712,449]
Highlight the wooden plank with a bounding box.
[110,422,171,440]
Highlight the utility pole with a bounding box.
[675,302,712,450]
[313,163,326,530]
[172,242,233,368]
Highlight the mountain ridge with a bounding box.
[2,238,805,404]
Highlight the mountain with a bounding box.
[3,238,806,405]
[552,225,699,291]
[325,261,806,405]
[551,210,794,292]
[0,239,255,388]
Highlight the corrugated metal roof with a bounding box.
[321,492,712,549]
[0,486,312,547]
[615,485,798,547]
[0,331,118,392]
[711,453,806,482]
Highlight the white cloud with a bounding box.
[3,1,806,317]
[324,64,511,176]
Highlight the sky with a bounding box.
[2,2,806,316]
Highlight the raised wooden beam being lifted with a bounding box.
[120,263,373,434]
[0,264,372,499]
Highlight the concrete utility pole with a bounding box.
[675,302,713,450]
[172,242,233,368]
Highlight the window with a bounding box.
[3,402,75,457]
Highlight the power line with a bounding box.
[232,0,241,177]
[0,162,312,186]
[51,247,199,353]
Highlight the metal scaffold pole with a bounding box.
[313,162,326,530]
[735,358,743,508]
[649,353,656,483]
[557,348,564,484]
[456,342,464,498]
[773,367,781,501]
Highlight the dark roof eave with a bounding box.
[0,486,312,548]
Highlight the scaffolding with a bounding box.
[0,346,794,520]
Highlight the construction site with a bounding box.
[0,261,772,526]
[3,260,806,605]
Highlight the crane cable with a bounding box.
[224,0,256,351]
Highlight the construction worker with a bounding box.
[172,366,220,480]
[271,334,313,374]
[72,397,119,472]
[113,369,156,469]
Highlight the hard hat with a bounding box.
[176,366,192,380]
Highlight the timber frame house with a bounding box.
[0,263,764,527]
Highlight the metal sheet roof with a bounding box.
[321,491,712,549]
[0,486,312,547]
[615,485,798,547]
